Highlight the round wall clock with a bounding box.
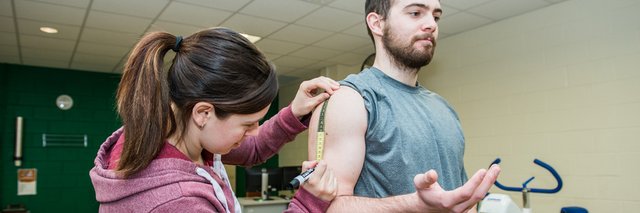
[56,94,73,110]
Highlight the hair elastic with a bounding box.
[172,36,183,52]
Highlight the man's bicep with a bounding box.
[308,86,367,196]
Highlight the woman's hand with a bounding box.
[300,160,338,202]
[290,76,340,119]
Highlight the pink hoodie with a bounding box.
[89,106,329,212]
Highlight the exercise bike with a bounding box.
[479,158,564,213]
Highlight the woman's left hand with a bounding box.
[300,160,338,202]
[290,76,340,119]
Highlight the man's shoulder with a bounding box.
[331,85,363,103]
[339,70,383,97]
[341,68,377,83]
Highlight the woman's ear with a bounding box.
[192,102,214,129]
[366,12,384,37]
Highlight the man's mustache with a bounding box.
[413,34,436,46]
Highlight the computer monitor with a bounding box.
[244,167,283,194]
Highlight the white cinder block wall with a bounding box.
[422,0,640,212]
[277,79,309,167]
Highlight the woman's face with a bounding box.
[200,105,270,154]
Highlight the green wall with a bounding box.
[0,63,121,212]
[1,64,8,199]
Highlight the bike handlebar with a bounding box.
[489,158,563,194]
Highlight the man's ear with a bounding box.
[366,12,384,37]
[192,102,214,128]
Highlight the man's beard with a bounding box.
[382,26,435,70]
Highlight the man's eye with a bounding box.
[409,12,420,16]
[434,16,441,22]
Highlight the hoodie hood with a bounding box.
[89,128,207,203]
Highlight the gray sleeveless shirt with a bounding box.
[341,67,468,198]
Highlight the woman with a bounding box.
[89,27,338,212]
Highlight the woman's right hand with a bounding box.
[300,160,338,202]
[290,76,340,119]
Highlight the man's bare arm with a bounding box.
[308,86,366,197]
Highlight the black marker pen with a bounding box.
[289,168,315,189]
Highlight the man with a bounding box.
[307,0,501,212]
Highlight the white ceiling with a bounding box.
[0,0,566,84]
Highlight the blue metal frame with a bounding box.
[489,158,563,194]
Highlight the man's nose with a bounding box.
[421,16,438,33]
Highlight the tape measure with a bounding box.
[315,99,329,161]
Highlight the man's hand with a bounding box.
[290,76,340,119]
[413,164,501,213]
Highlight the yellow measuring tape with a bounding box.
[315,100,329,161]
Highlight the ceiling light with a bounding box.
[240,33,261,43]
[40,27,58,34]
